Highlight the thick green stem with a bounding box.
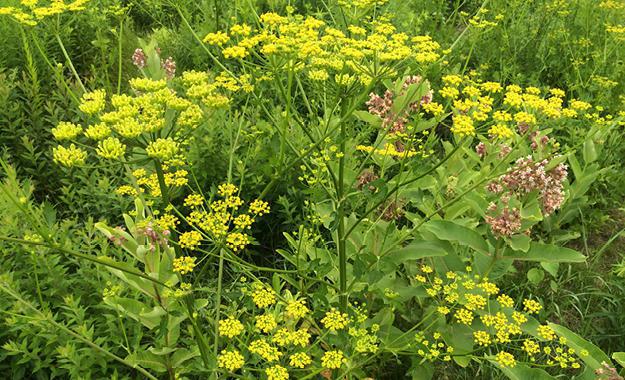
[337,115,348,311]
[154,160,170,207]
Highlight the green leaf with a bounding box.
[422,220,489,254]
[527,268,545,285]
[541,262,559,277]
[505,242,585,263]
[383,240,448,264]
[583,139,597,163]
[353,110,382,126]
[509,234,531,252]
[549,323,611,370]
[612,352,625,367]
[490,361,555,380]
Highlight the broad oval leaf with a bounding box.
[505,242,585,263]
[422,220,489,254]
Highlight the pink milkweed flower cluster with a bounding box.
[136,223,170,251]
[485,155,568,237]
[132,48,146,69]
[366,75,433,134]
[161,57,176,80]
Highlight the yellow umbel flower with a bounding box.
[523,299,542,314]
[251,284,276,308]
[537,324,556,341]
[321,308,350,331]
[129,78,167,92]
[173,256,196,275]
[454,308,474,325]
[51,122,82,141]
[522,339,540,356]
[184,193,204,208]
[84,123,111,140]
[488,124,514,139]
[217,349,244,372]
[321,350,347,369]
[249,199,270,215]
[285,299,310,319]
[289,352,312,368]
[497,294,514,308]
[451,114,476,137]
[233,214,254,229]
[255,314,277,333]
[178,231,202,250]
[203,31,229,46]
[96,137,126,160]
[146,138,180,161]
[218,317,244,338]
[79,89,106,115]
[218,183,238,197]
[495,351,516,368]
[473,330,491,346]
[265,365,289,380]
[226,232,250,252]
[53,144,87,167]
[249,339,282,362]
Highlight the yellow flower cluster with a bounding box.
[321,308,350,331]
[439,75,611,139]
[289,352,312,368]
[415,331,454,362]
[219,317,245,338]
[125,165,188,198]
[255,314,278,333]
[249,339,283,362]
[217,349,244,372]
[52,144,87,167]
[79,90,106,115]
[0,0,90,26]
[205,13,442,86]
[172,256,196,275]
[265,365,289,380]
[321,350,347,369]
[356,143,419,158]
[285,299,310,320]
[96,137,126,159]
[179,185,270,253]
[415,265,586,371]
[251,284,277,308]
[178,231,202,250]
[52,122,82,141]
[211,281,383,377]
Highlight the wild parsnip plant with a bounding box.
[0,0,624,379]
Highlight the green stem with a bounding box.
[55,33,87,93]
[154,160,170,207]
[213,248,225,356]
[337,107,348,311]
[117,18,124,94]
